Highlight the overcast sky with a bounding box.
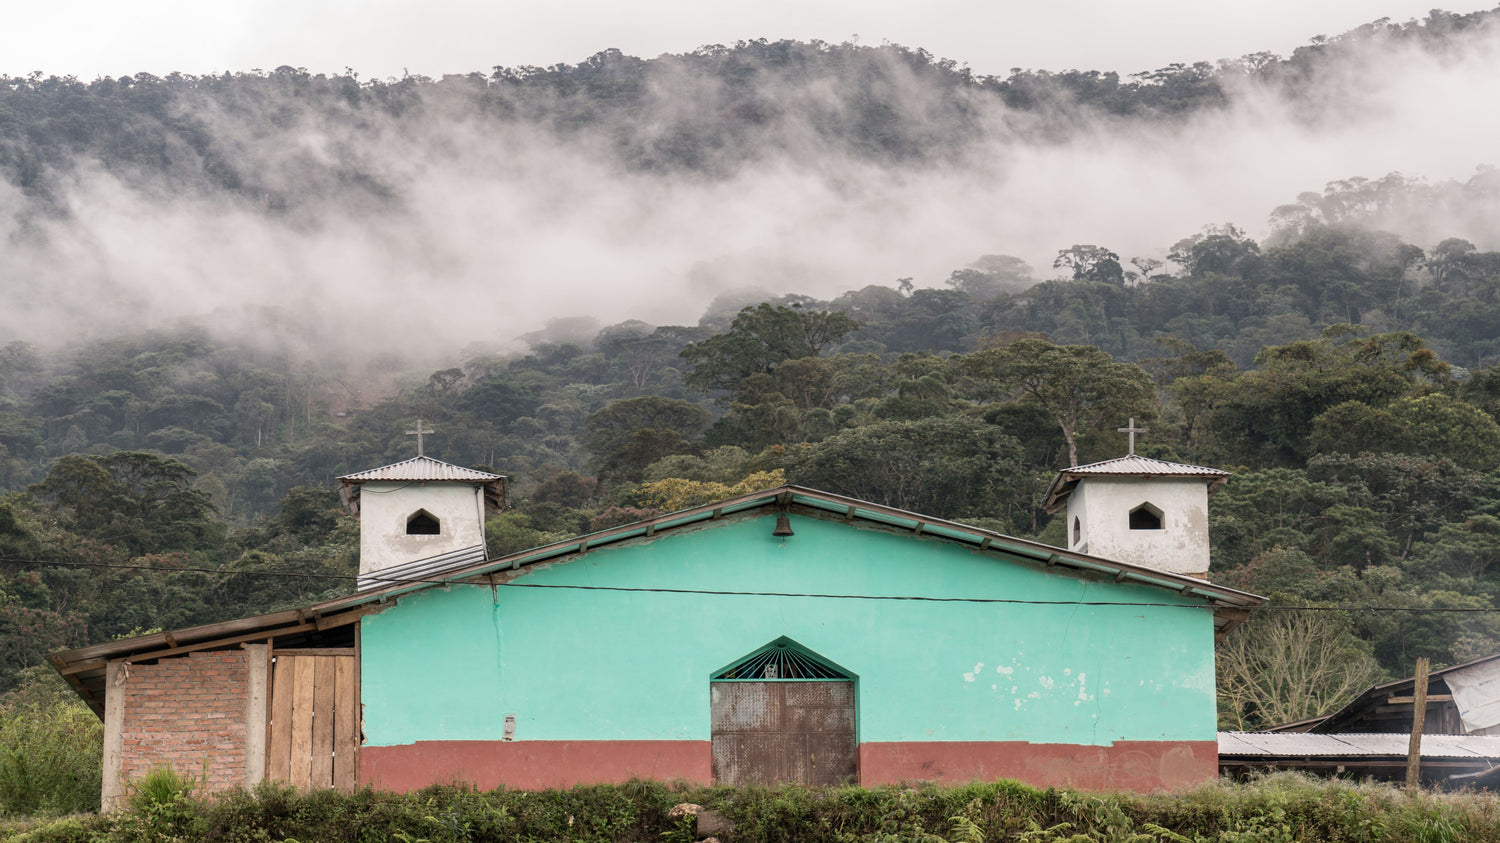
[5,0,1498,81]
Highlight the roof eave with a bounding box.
[311,484,1265,618]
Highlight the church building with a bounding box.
[51,432,1259,806]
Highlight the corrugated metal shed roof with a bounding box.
[338,456,505,483]
[1044,455,1230,512]
[1300,652,1500,734]
[1219,731,1500,759]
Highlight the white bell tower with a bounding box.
[1042,421,1228,579]
[338,421,507,590]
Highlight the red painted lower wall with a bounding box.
[860,741,1219,791]
[361,741,713,791]
[362,739,1216,792]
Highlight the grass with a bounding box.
[2,773,1499,842]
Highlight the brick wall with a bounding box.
[118,649,250,791]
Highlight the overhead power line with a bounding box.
[2,554,1499,613]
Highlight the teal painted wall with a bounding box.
[360,513,1217,748]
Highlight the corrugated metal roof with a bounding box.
[339,456,504,484]
[50,483,1265,716]
[311,484,1265,629]
[1219,731,1500,759]
[358,544,487,591]
[1062,455,1230,478]
[1044,455,1230,512]
[1306,652,1500,734]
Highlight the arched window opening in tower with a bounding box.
[407,510,441,535]
[1129,503,1163,531]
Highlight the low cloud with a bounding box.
[3,24,1500,359]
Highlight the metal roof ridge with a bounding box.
[338,455,505,482]
[311,483,1265,615]
[1062,454,1229,475]
[1042,456,1231,513]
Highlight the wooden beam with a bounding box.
[1388,694,1452,705]
[315,605,375,630]
[60,622,318,675]
[1407,657,1430,790]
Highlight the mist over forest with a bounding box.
[1,7,1499,359]
[10,9,1500,793]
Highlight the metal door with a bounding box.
[265,652,359,791]
[710,680,856,786]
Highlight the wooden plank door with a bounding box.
[711,681,856,786]
[266,651,359,791]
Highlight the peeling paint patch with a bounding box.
[996,665,1013,675]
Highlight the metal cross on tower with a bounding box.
[1117,417,1147,455]
[406,419,435,457]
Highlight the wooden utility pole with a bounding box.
[1406,657,1431,790]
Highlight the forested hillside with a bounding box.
[5,8,1500,769]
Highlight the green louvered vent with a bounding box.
[714,639,849,680]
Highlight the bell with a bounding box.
[772,512,795,537]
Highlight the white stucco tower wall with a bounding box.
[1044,455,1228,579]
[354,481,487,573]
[338,456,507,589]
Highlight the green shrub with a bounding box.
[4,772,1500,842]
[0,669,102,816]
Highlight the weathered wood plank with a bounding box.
[309,658,336,789]
[333,657,358,792]
[1388,694,1453,704]
[289,657,316,789]
[267,656,295,782]
[353,622,362,785]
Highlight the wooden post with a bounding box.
[1406,657,1430,790]
[100,660,127,811]
[243,644,269,789]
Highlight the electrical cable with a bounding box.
[2,554,1498,612]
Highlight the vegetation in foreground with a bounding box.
[3,772,1498,843]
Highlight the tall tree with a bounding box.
[1217,608,1382,730]
[787,416,1026,524]
[583,397,710,484]
[680,304,860,393]
[965,339,1154,466]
